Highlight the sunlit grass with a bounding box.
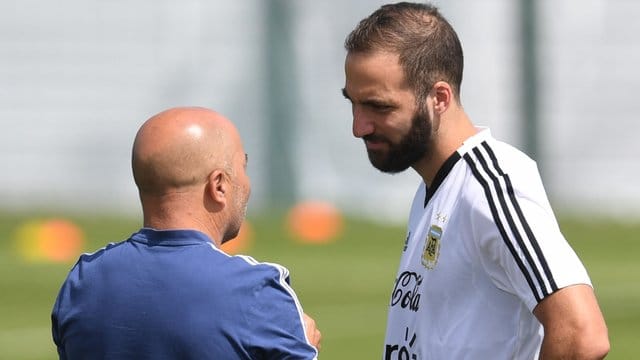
[0,212,638,359]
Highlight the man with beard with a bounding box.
[342,3,608,359]
[52,107,321,359]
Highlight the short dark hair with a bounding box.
[344,2,464,103]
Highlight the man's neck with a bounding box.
[414,111,476,186]
[140,197,222,245]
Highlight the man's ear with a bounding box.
[207,169,229,207]
[431,81,453,115]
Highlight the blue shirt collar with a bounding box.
[131,228,215,246]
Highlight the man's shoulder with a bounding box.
[73,239,131,266]
[225,255,291,283]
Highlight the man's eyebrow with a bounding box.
[364,97,393,105]
[342,88,396,107]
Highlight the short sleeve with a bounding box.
[470,171,591,312]
[241,264,318,359]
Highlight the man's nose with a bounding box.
[352,108,374,138]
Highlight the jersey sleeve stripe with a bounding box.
[464,142,559,302]
[470,146,550,299]
[481,142,558,292]
[265,262,319,358]
[463,152,542,302]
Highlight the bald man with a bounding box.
[52,107,321,359]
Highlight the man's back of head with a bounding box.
[131,106,250,245]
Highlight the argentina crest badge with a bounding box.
[421,225,442,269]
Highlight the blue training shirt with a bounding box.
[52,228,318,360]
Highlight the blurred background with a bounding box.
[2,0,639,221]
[1,0,639,359]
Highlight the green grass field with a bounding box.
[1,212,638,359]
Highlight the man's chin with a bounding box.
[369,157,410,174]
[375,165,409,174]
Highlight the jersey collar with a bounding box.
[131,228,215,246]
[424,151,461,207]
[424,127,492,207]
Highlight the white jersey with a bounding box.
[383,128,591,360]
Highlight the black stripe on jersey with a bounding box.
[462,152,542,302]
[481,142,558,291]
[464,142,558,302]
[470,147,550,300]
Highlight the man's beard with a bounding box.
[364,108,433,173]
[222,186,250,244]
